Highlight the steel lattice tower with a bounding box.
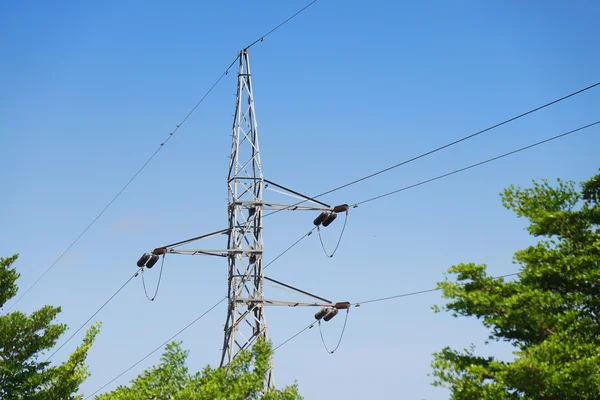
[221,48,269,377]
[137,48,348,390]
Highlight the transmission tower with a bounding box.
[221,48,268,374]
[137,48,349,388]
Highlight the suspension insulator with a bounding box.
[322,212,338,227]
[323,308,339,322]
[146,254,160,269]
[314,307,328,320]
[137,253,150,268]
[333,204,349,213]
[334,301,351,310]
[313,211,328,226]
[152,247,167,255]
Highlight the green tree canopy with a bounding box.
[96,339,301,400]
[0,254,100,400]
[432,172,600,399]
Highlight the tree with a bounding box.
[0,254,100,400]
[96,339,302,400]
[431,172,600,399]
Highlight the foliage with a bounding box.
[0,254,100,400]
[96,339,302,400]
[431,172,600,399]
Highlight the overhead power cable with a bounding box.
[46,270,140,361]
[3,0,321,314]
[273,321,316,352]
[352,120,600,206]
[264,227,316,269]
[353,272,520,306]
[263,81,600,218]
[245,0,318,50]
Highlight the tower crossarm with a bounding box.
[236,200,332,212]
[167,248,262,257]
[235,298,334,307]
[146,229,229,254]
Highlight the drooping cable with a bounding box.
[352,121,600,207]
[46,270,140,361]
[318,309,350,354]
[317,212,348,258]
[141,254,166,302]
[83,297,226,400]
[262,82,600,219]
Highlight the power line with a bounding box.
[353,272,520,306]
[83,297,226,400]
[46,270,140,361]
[263,227,316,270]
[4,0,321,315]
[273,321,316,352]
[354,287,439,306]
[352,120,600,206]
[245,0,318,50]
[263,81,600,218]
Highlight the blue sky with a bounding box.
[1,1,599,399]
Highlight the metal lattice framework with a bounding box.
[221,48,268,373]
[138,48,348,389]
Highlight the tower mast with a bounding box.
[221,48,270,383]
